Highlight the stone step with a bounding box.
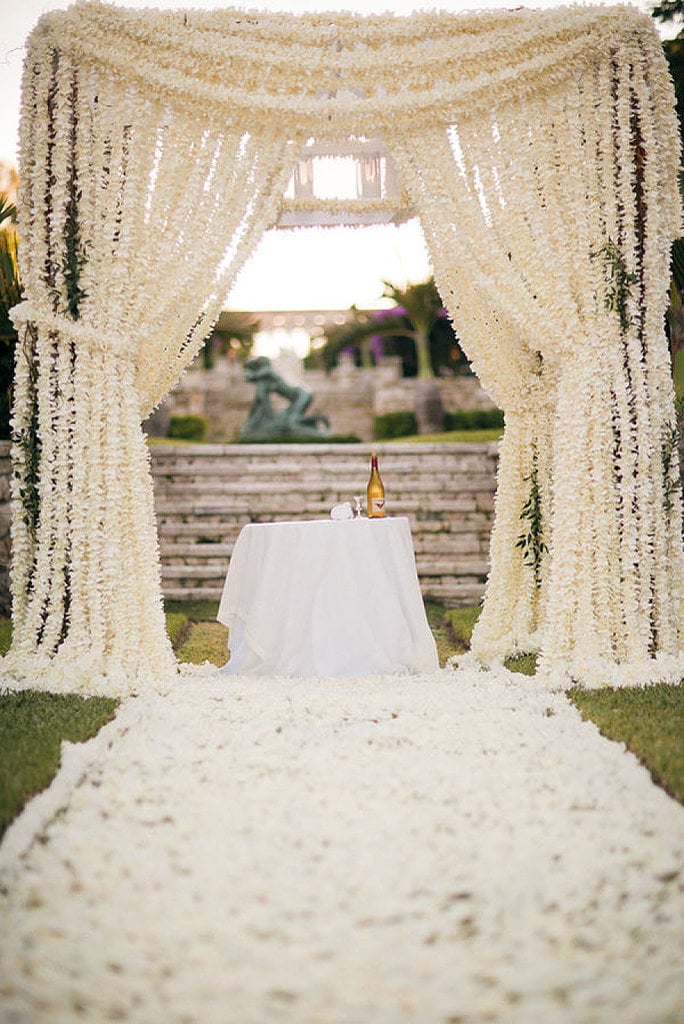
[162,564,230,580]
[159,532,489,559]
[150,441,499,458]
[164,586,225,603]
[156,509,493,528]
[154,494,492,517]
[160,543,236,560]
[162,581,488,606]
[152,449,493,464]
[150,447,497,467]
[160,555,488,582]
[422,580,486,603]
[416,554,489,575]
[0,441,497,609]
[152,475,495,495]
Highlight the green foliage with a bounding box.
[0,194,21,439]
[62,177,87,320]
[515,456,547,587]
[504,653,537,676]
[0,618,12,655]
[570,685,684,805]
[674,348,684,399]
[165,599,219,621]
[13,325,42,536]
[177,622,228,667]
[241,433,361,444]
[590,238,638,333]
[653,0,684,23]
[445,605,483,651]
[671,237,684,294]
[374,411,418,440]
[203,310,261,368]
[168,414,208,442]
[381,278,444,379]
[313,277,467,378]
[0,691,119,837]
[662,33,684,150]
[661,420,682,514]
[165,611,189,649]
[443,408,504,431]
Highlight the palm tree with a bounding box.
[0,194,21,439]
[314,277,460,433]
[380,279,442,380]
[379,278,447,433]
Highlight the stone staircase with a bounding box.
[151,442,498,606]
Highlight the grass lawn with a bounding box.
[149,430,504,446]
[571,687,684,806]
[390,428,503,444]
[674,347,684,400]
[0,602,682,839]
[0,691,119,837]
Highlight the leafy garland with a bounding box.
[590,238,639,333]
[662,420,682,515]
[13,324,41,539]
[515,453,547,589]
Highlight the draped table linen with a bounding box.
[217,517,439,677]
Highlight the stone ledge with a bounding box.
[0,442,498,609]
[150,442,497,606]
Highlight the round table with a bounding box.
[217,517,439,677]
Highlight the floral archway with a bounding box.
[4,2,684,695]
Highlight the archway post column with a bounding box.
[6,305,176,694]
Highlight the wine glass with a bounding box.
[353,495,363,518]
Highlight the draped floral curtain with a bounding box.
[393,27,684,685]
[4,2,683,694]
[7,8,300,692]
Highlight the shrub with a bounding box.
[374,411,418,440]
[168,414,207,441]
[443,408,504,431]
[234,433,360,444]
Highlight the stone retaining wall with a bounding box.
[0,441,499,614]
[151,442,498,606]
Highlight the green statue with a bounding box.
[240,356,330,441]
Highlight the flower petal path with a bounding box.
[1,668,683,1023]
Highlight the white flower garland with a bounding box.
[3,2,683,695]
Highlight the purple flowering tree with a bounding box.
[314,277,456,433]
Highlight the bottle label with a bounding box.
[370,497,385,516]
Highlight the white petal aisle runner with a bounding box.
[1,668,683,1023]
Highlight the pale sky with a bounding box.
[0,0,669,317]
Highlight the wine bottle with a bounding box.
[367,451,386,518]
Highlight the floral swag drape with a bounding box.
[4,2,684,695]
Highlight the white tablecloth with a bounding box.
[217,517,439,677]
